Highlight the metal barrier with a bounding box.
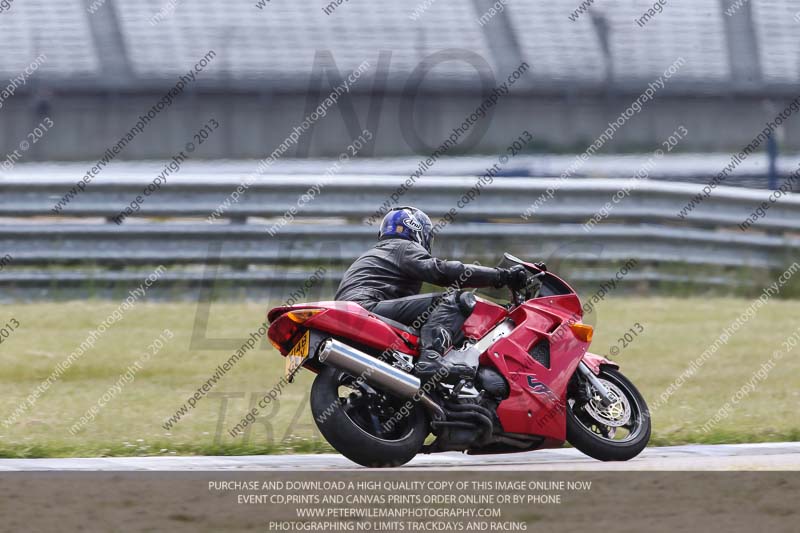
[3,175,800,231]
[0,222,796,269]
[0,176,798,294]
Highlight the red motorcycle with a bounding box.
[267,254,651,467]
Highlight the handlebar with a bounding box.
[510,270,545,306]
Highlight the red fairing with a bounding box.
[481,293,588,443]
[268,301,419,355]
[463,298,508,339]
[581,352,619,374]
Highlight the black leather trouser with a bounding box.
[363,292,473,355]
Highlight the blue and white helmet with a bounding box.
[378,206,434,252]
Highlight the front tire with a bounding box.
[566,367,650,461]
[310,365,429,467]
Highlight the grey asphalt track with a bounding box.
[1,442,798,471]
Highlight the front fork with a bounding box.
[577,361,614,407]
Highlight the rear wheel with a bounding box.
[310,365,429,467]
[566,367,650,461]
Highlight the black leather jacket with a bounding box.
[335,237,503,306]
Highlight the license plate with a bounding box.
[284,330,310,381]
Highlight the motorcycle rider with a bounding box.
[335,206,529,383]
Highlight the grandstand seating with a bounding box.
[113,0,495,85]
[0,0,795,88]
[752,0,800,83]
[592,0,730,82]
[506,3,607,84]
[0,0,98,77]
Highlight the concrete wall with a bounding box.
[0,90,797,161]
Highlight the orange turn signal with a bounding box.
[570,323,594,343]
[285,309,324,323]
[268,337,283,351]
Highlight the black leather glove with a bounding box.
[497,265,530,290]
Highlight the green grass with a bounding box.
[0,298,798,458]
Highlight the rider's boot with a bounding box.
[414,326,472,385]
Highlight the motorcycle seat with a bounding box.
[371,313,420,337]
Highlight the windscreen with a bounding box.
[499,253,574,297]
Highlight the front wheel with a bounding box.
[566,367,650,461]
[310,365,429,468]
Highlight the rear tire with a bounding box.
[566,367,650,461]
[310,365,429,468]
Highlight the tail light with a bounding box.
[268,309,325,353]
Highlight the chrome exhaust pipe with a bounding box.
[317,338,444,420]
